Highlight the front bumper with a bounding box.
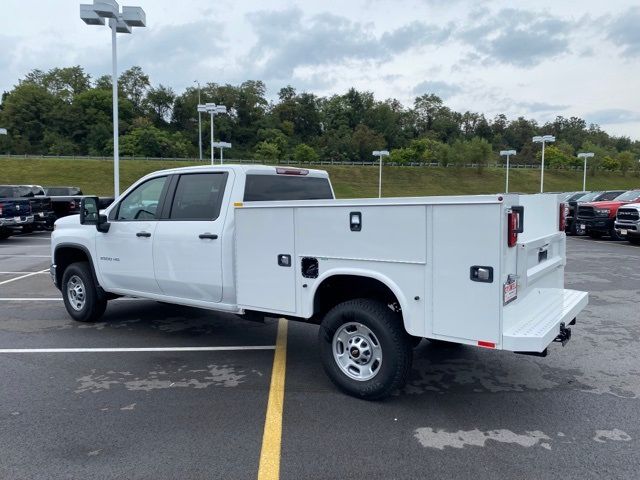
[614,220,640,238]
[575,217,614,234]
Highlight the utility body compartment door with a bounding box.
[235,207,297,314]
[431,203,502,344]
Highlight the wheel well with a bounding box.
[54,246,93,288]
[312,275,401,322]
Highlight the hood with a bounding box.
[581,200,628,209]
[619,203,640,210]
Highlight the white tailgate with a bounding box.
[502,194,588,352]
[235,207,297,314]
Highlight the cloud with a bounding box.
[413,80,461,99]
[517,101,569,113]
[586,109,640,125]
[457,8,573,67]
[243,8,451,82]
[606,7,640,57]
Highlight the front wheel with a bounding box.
[629,237,640,246]
[589,231,603,239]
[609,228,624,241]
[318,299,413,400]
[62,262,107,322]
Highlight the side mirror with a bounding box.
[80,197,99,224]
[80,197,110,233]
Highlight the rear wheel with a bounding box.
[62,262,107,322]
[318,298,413,400]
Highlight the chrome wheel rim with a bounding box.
[332,322,383,381]
[67,275,86,311]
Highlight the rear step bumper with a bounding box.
[503,289,588,353]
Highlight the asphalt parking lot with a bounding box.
[1,232,639,480]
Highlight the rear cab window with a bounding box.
[243,174,334,201]
[169,173,228,220]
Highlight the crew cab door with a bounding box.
[152,171,230,303]
[96,176,169,294]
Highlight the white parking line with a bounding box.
[0,297,147,301]
[0,271,49,274]
[0,254,50,258]
[0,269,49,286]
[0,346,275,353]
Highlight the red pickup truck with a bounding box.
[576,189,640,239]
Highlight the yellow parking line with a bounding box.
[257,319,288,480]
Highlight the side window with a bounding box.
[115,176,167,221]
[169,173,227,220]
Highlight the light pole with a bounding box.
[500,149,516,193]
[194,81,203,161]
[532,135,555,193]
[80,0,146,197]
[213,142,232,164]
[0,128,7,154]
[198,103,227,165]
[372,150,389,198]
[577,152,594,191]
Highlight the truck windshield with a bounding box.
[614,190,640,202]
[244,174,334,201]
[45,187,80,196]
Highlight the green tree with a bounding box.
[254,141,280,161]
[293,143,319,163]
[618,151,634,174]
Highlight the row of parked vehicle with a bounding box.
[562,189,640,244]
[0,185,113,240]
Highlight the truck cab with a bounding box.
[51,165,587,399]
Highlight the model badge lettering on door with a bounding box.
[100,256,120,262]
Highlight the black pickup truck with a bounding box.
[0,185,56,231]
[43,186,114,219]
[0,196,33,239]
[565,190,625,235]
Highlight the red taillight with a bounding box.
[508,206,524,247]
[559,202,567,231]
[508,211,518,247]
[478,341,496,349]
[276,167,309,176]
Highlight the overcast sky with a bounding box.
[2,0,639,139]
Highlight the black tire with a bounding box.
[22,225,34,234]
[589,231,603,239]
[61,262,107,322]
[409,336,423,348]
[318,298,413,400]
[0,229,11,240]
[629,237,640,246]
[609,228,624,241]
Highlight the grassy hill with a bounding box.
[1,157,639,198]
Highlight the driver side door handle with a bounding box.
[199,233,218,240]
[136,231,151,238]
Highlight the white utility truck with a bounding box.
[50,165,588,399]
